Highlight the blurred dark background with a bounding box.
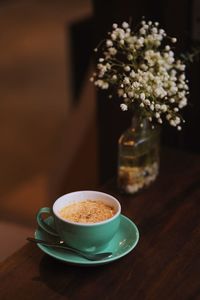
[0,0,199,261]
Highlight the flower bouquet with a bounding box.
[90,19,190,194]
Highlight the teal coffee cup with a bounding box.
[36,191,121,253]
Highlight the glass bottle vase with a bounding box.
[118,114,160,194]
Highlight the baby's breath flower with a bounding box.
[133,81,140,88]
[140,93,145,100]
[150,104,155,111]
[166,114,172,120]
[111,32,117,40]
[120,103,128,111]
[122,22,129,29]
[170,119,176,126]
[106,40,113,47]
[161,104,167,112]
[130,71,136,78]
[155,112,160,118]
[91,18,189,130]
[108,47,117,55]
[123,77,130,84]
[127,54,133,60]
[144,99,151,106]
[171,37,177,43]
[140,28,146,35]
[124,65,131,72]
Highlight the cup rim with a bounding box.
[53,190,121,226]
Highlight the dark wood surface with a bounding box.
[1,148,200,300]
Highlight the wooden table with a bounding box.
[1,148,200,300]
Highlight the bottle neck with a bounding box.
[131,111,149,130]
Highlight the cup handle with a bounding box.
[36,207,59,237]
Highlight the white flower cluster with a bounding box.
[90,20,189,130]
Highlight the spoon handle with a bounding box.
[27,237,91,259]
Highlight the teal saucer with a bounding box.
[35,214,139,266]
